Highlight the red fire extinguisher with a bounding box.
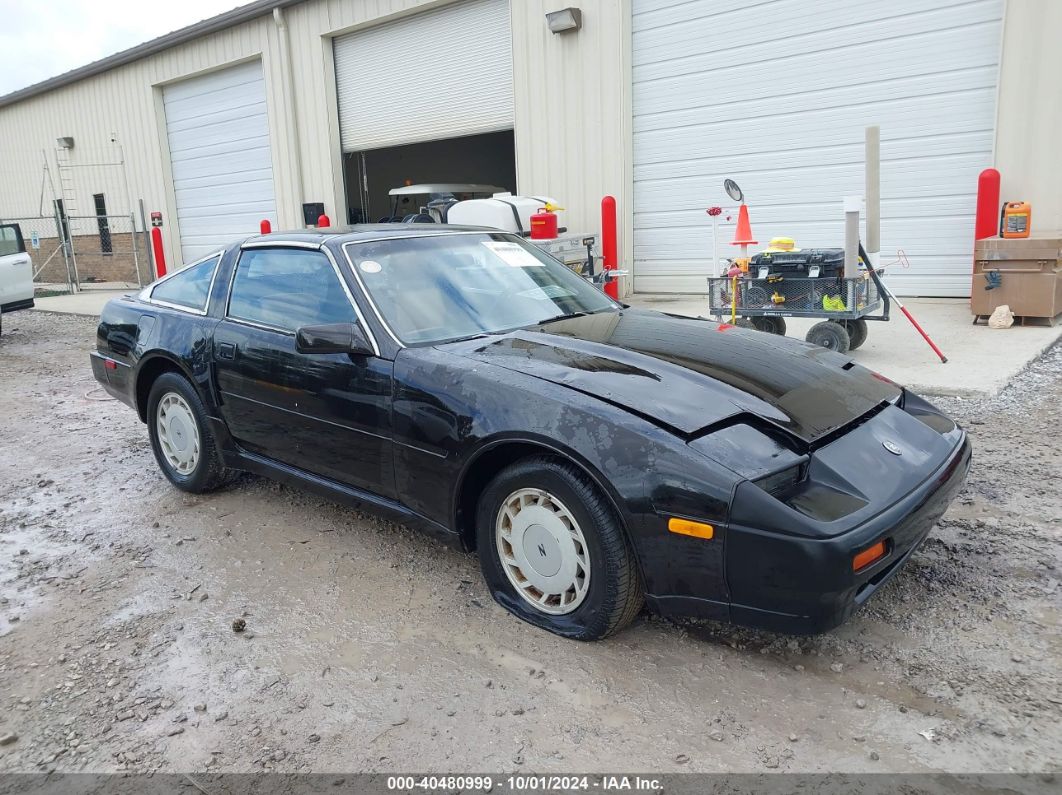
[530,202,563,240]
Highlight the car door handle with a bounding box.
[217,342,236,360]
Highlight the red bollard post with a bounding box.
[974,168,1001,240]
[260,219,272,234]
[317,214,331,228]
[601,196,618,299]
[150,226,167,279]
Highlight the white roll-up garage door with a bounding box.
[632,0,1003,296]
[333,0,514,152]
[163,60,277,263]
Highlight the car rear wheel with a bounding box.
[476,456,643,640]
[147,372,231,493]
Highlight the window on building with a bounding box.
[227,248,357,332]
[93,193,112,255]
[150,255,220,311]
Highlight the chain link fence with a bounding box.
[0,212,146,292]
[66,214,145,289]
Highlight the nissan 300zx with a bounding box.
[90,227,971,640]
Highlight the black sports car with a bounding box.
[91,227,970,640]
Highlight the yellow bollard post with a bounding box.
[730,275,738,324]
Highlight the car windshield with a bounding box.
[344,232,619,345]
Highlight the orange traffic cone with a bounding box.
[730,203,757,246]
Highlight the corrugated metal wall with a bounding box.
[3,0,1044,296]
[0,14,289,269]
[631,0,1003,297]
[0,0,458,269]
[994,0,1062,236]
[510,0,633,293]
[0,0,635,277]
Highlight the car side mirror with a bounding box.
[295,322,374,357]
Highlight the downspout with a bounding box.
[274,6,305,224]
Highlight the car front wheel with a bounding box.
[476,456,643,640]
[147,372,231,493]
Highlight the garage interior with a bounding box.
[342,129,517,224]
[331,0,515,227]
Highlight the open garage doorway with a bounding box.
[343,130,516,225]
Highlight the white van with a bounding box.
[0,223,34,336]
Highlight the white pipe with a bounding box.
[865,125,881,266]
[844,195,861,279]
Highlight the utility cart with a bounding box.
[707,270,890,353]
[698,162,948,362]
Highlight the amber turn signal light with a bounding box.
[668,518,714,540]
[853,540,887,572]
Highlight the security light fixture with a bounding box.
[546,7,582,34]
[56,136,74,149]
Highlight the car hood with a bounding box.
[444,308,900,443]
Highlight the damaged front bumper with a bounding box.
[724,435,971,633]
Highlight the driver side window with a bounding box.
[227,248,357,332]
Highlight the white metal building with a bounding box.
[0,0,1057,296]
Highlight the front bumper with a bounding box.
[649,436,971,634]
[733,436,971,633]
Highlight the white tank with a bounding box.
[446,193,561,234]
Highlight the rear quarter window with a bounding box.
[0,224,26,257]
[150,255,220,311]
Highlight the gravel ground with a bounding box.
[0,310,1059,775]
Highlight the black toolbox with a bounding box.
[750,248,847,278]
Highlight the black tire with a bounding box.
[734,317,755,329]
[841,318,868,350]
[476,456,643,641]
[750,316,787,336]
[806,320,851,353]
[146,372,232,493]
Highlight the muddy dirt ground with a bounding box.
[0,310,1059,775]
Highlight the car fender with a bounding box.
[453,430,640,549]
[132,350,205,418]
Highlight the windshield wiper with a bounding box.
[535,311,591,326]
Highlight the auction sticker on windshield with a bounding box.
[482,241,544,267]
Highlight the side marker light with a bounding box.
[668,518,714,540]
[853,540,887,571]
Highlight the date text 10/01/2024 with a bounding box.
[386,776,664,791]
